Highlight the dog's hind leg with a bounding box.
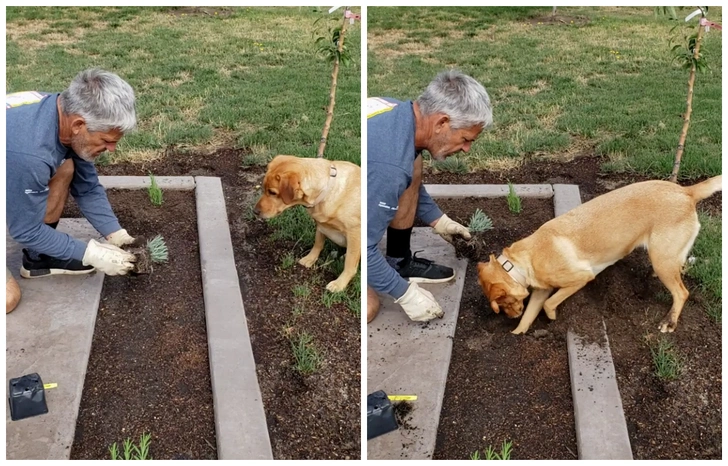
[299,228,326,268]
[512,288,552,335]
[650,220,699,333]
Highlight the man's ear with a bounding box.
[434,114,449,133]
[279,173,301,204]
[70,117,85,135]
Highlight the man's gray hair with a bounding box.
[417,69,493,130]
[59,68,136,133]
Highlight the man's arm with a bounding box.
[416,184,444,225]
[6,154,87,260]
[367,162,410,299]
[70,156,122,237]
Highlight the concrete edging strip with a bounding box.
[194,176,273,459]
[424,183,553,198]
[553,184,633,460]
[99,175,195,190]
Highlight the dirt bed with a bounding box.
[97,148,361,459]
[427,156,722,459]
[66,190,215,460]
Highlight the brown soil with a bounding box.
[66,190,215,460]
[428,156,722,459]
[97,148,361,460]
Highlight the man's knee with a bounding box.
[367,286,381,323]
[6,272,21,314]
[412,155,423,187]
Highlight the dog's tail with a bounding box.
[685,175,722,202]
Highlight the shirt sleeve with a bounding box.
[70,155,122,237]
[6,153,87,261]
[367,162,411,299]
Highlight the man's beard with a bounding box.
[71,134,99,163]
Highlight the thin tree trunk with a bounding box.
[317,11,349,158]
[552,6,557,17]
[670,22,705,182]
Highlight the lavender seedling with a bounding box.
[148,173,163,207]
[507,181,522,214]
[146,235,168,263]
[468,208,493,233]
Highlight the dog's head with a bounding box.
[477,254,530,318]
[254,155,306,219]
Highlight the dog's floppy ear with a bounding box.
[278,172,301,204]
[487,284,507,314]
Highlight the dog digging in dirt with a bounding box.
[477,175,722,335]
[254,155,361,292]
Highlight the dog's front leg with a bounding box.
[512,288,552,335]
[326,228,361,292]
[299,228,326,268]
[542,283,588,320]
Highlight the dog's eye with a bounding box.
[268,189,277,196]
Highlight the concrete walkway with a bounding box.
[6,219,104,460]
[367,229,467,460]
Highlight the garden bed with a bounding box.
[97,148,361,460]
[431,197,578,460]
[427,157,722,459]
[65,190,215,460]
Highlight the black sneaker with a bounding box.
[20,249,95,279]
[396,251,455,284]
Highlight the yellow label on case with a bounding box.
[43,383,57,389]
[387,395,417,401]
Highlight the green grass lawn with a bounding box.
[368,6,721,179]
[7,6,361,165]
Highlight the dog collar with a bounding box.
[306,165,337,208]
[497,254,528,288]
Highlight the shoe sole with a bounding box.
[406,273,456,284]
[20,266,95,279]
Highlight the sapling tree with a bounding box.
[668,7,719,182]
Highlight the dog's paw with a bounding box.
[298,255,318,268]
[326,279,348,293]
[544,307,557,320]
[511,328,526,335]
[658,319,677,333]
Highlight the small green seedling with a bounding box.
[290,332,322,375]
[146,235,169,264]
[471,440,513,460]
[469,208,493,233]
[148,174,163,207]
[109,432,152,460]
[506,181,522,214]
[650,338,682,380]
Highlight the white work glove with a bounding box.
[433,214,471,243]
[394,282,444,321]
[82,239,136,276]
[106,229,135,247]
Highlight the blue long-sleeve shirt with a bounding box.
[367,97,443,299]
[6,92,122,261]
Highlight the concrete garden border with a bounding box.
[97,176,273,459]
[424,183,632,460]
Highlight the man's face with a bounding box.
[71,123,123,162]
[429,120,483,161]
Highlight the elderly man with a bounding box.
[367,69,493,323]
[6,68,139,314]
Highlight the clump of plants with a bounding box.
[469,208,493,233]
[290,331,322,375]
[148,173,163,207]
[506,181,522,214]
[470,440,513,460]
[123,234,169,275]
[649,337,682,380]
[432,156,469,174]
[109,432,151,460]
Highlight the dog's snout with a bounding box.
[253,206,261,216]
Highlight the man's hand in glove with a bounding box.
[106,229,135,247]
[432,214,471,243]
[394,282,444,321]
[82,239,136,275]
